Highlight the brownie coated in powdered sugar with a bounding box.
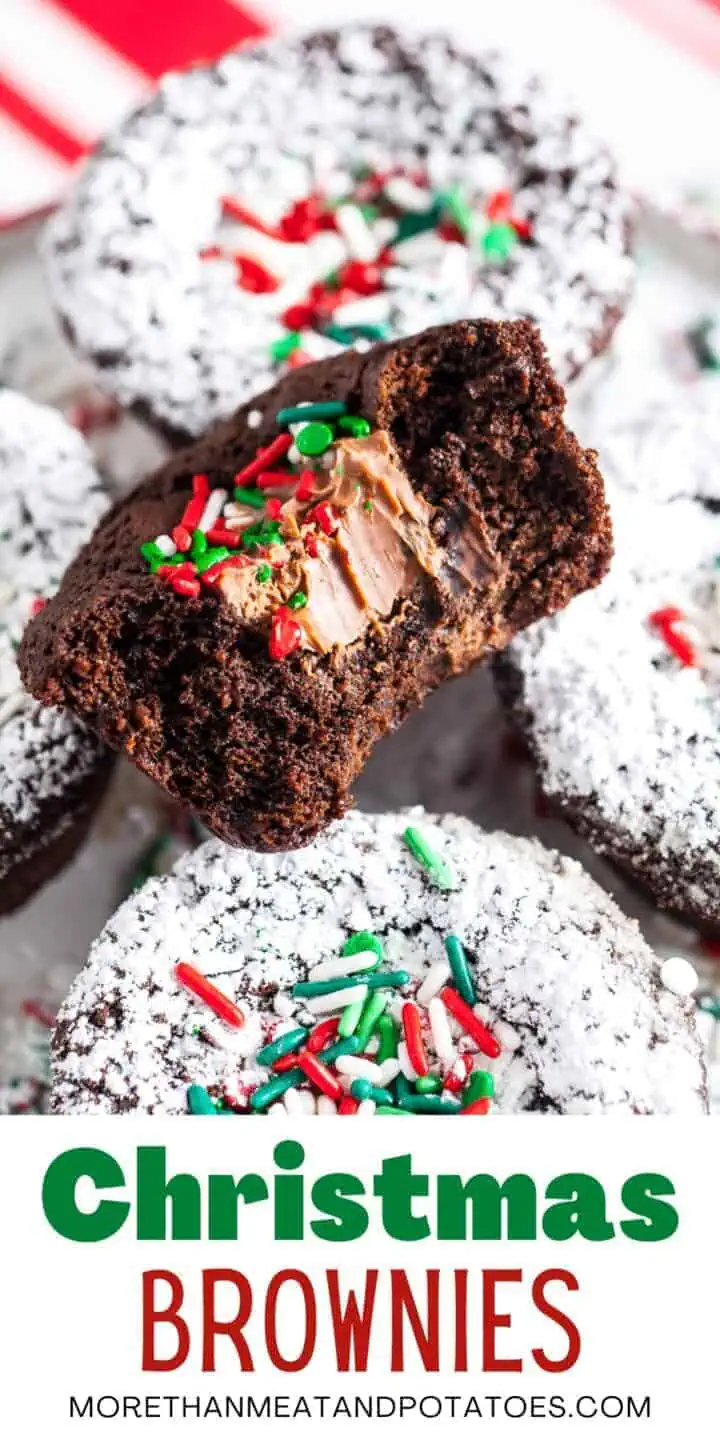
[0,391,112,914]
[20,319,612,852]
[44,24,634,445]
[496,385,720,934]
[50,809,707,1116]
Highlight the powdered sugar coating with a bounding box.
[498,384,720,929]
[51,808,705,1115]
[0,391,108,879]
[44,25,633,441]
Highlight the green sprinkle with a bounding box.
[342,931,384,962]
[338,414,371,438]
[376,1105,407,1115]
[687,316,720,372]
[292,970,407,1000]
[463,1070,495,1106]
[375,1014,399,1064]
[270,331,302,363]
[234,486,266,509]
[140,540,163,565]
[445,934,476,1006]
[394,1072,414,1105]
[403,825,456,891]
[191,528,208,556]
[326,322,388,343]
[323,324,356,346]
[296,421,335,456]
[442,185,473,236]
[401,1093,462,1115]
[195,545,230,573]
[319,1036,361,1065]
[276,401,347,425]
[187,1084,218,1115]
[354,992,388,1051]
[415,1074,442,1094]
[288,590,307,610]
[241,518,283,550]
[358,202,379,222]
[338,997,365,1038]
[256,1027,308,1067]
[393,200,443,244]
[482,221,517,263]
[250,1070,303,1111]
[350,1079,394,1106]
[364,500,373,513]
[256,563,272,583]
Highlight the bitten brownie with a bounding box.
[44,23,634,444]
[495,385,720,934]
[0,391,112,914]
[50,810,707,1116]
[20,319,612,851]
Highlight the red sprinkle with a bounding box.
[440,987,502,1059]
[172,524,193,553]
[511,216,533,241]
[235,433,293,486]
[294,472,315,503]
[338,260,383,295]
[198,244,225,261]
[157,561,196,583]
[205,524,243,548]
[402,1001,429,1078]
[180,474,210,532]
[265,497,283,519]
[234,254,279,294]
[338,1095,360,1115]
[175,961,245,1028]
[308,502,336,536]
[221,197,282,237]
[30,596,47,617]
[304,532,319,559]
[21,999,55,1027]
[486,188,512,221]
[287,349,312,369]
[171,576,201,599]
[297,1051,343,1101]
[273,1052,302,1074]
[269,605,302,661]
[649,608,697,667]
[437,220,465,244]
[462,1097,491,1116]
[282,302,316,330]
[201,554,249,586]
[307,1017,340,1053]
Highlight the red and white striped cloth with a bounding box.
[1,0,720,229]
[0,0,269,226]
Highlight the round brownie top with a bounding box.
[0,390,108,888]
[497,384,720,930]
[44,24,634,442]
[51,808,706,1116]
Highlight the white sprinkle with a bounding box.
[305,983,368,1015]
[377,1058,401,1087]
[333,295,391,327]
[428,996,456,1063]
[273,994,296,1019]
[308,952,378,983]
[335,1056,383,1082]
[398,1040,418,1081]
[0,691,28,728]
[493,1020,522,1052]
[660,956,698,998]
[416,960,450,1006]
[284,1087,315,1115]
[266,1102,286,1119]
[384,176,432,212]
[154,533,177,557]
[247,409,263,429]
[197,487,227,534]
[357,1099,377,1116]
[335,203,378,262]
[316,1096,338,1115]
[288,444,301,465]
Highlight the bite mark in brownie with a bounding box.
[20,319,612,850]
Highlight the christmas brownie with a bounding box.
[50,809,707,1116]
[495,385,720,934]
[0,391,112,914]
[20,319,613,851]
[44,23,634,445]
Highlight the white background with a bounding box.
[0,1118,716,1436]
